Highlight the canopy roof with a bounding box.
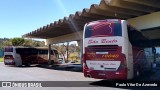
[23,0,160,39]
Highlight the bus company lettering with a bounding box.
[88,39,98,44]
[88,39,117,44]
[102,54,119,58]
[101,39,117,43]
[89,62,116,66]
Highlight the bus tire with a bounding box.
[50,60,54,65]
[135,70,140,78]
[15,64,22,67]
[134,67,140,79]
[25,62,31,67]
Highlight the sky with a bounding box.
[0,0,100,39]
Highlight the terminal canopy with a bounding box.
[23,0,160,46]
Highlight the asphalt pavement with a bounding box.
[0,62,160,90]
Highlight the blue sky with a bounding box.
[0,0,100,39]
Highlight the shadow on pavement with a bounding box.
[5,63,160,89]
[38,64,83,73]
[89,69,160,89]
[7,64,41,68]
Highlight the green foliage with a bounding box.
[0,57,4,62]
[23,39,45,47]
[0,40,12,50]
[11,38,25,46]
[23,39,33,47]
[0,38,45,48]
[52,43,80,62]
[2,40,12,46]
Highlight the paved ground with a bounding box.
[0,63,96,81]
[0,62,160,90]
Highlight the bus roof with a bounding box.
[4,46,57,50]
[86,19,122,24]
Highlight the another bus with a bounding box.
[82,19,154,80]
[4,46,59,66]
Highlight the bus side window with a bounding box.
[39,50,43,54]
[31,49,37,55]
[44,50,48,54]
[50,51,53,55]
[127,25,150,47]
[53,50,59,58]
[127,25,137,44]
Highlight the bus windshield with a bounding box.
[85,20,122,38]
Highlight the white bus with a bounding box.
[4,46,59,66]
[83,19,154,80]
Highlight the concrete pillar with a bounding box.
[77,40,82,46]
[66,42,69,63]
[77,40,83,65]
[48,44,51,65]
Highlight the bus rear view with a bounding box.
[83,19,131,80]
[4,47,15,65]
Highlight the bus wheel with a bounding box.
[15,64,22,67]
[134,68,140,79]
[25,62,31,67]
[50,60,54,65]
[136,70,140,77]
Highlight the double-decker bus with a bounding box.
[4,46,59,66]
[82,19,154,80]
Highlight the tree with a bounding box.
[32,41,45,47]
[0,38,11,50]
[57,44,67,62]
[2,40,12,46]
[0,38,45,50]
[1,40,12,47]
[23,39,33,47]
[23,39,45,47]
[52,42,81,63]
[11,38,25,46]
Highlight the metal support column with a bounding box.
[48,44,51,65]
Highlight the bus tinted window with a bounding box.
[16,48,57,55]
[38,50,48,54]
[38,49,54,54]
[53,50,59,58]
[5,47,13,52]
[16,48,37,55]
[30,49,38,55]
[127,25,151,47]
[85,21,122,38]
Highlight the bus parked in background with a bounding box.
[83,19,154,80]
[4,46,59,66]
